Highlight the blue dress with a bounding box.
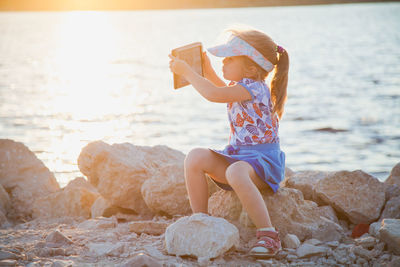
[209,78,285,193]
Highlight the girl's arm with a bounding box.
[169,55,251,103]
[202,52,226,87]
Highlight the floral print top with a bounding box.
[227,78,280,146]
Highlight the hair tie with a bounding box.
[276,45,285,54]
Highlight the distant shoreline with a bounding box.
[0,0,398,12]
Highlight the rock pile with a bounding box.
[77,141,190,216]
[0,139,399,266]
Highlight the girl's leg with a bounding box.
[226,161,281,256]
[184,148,230,213]
[225,161,273,229]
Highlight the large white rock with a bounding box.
[314,170,386,224]
[141,163,190,216]
[379,219,400,255]
[33,177,99,219]
[165,213,239,260]
[210,187,343,242]
[282,170,332,201]
[78,141,185,215]
[0,139,60,220]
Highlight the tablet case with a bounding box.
[172,42,203,89]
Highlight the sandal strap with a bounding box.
[251,236,281,253]
[256,230,279,240]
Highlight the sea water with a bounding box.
[0,3,399,186]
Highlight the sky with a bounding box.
[0,0,390,11]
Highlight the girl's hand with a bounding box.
[169,54,190,77]
[201,51,225,86]
[202,51,215,77]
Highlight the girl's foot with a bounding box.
[249,228,281,258]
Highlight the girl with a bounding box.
[169,27,288,258]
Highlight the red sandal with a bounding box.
[249,229,282,258]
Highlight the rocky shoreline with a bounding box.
[0,139,399,267]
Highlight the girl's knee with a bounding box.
[225,161,250,187]
[184,148,209,171]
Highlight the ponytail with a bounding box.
[270,49,289,119]
[228,27,289,119]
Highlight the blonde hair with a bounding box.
[228,28,289,119]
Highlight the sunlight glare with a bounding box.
[52,11,120,120]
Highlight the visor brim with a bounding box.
[207,44,244,58]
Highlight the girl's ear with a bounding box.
[245,65,259,79]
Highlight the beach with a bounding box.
[0,139,399,266]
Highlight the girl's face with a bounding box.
[222,56,245,82]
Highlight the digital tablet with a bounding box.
[172,42,203,89]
